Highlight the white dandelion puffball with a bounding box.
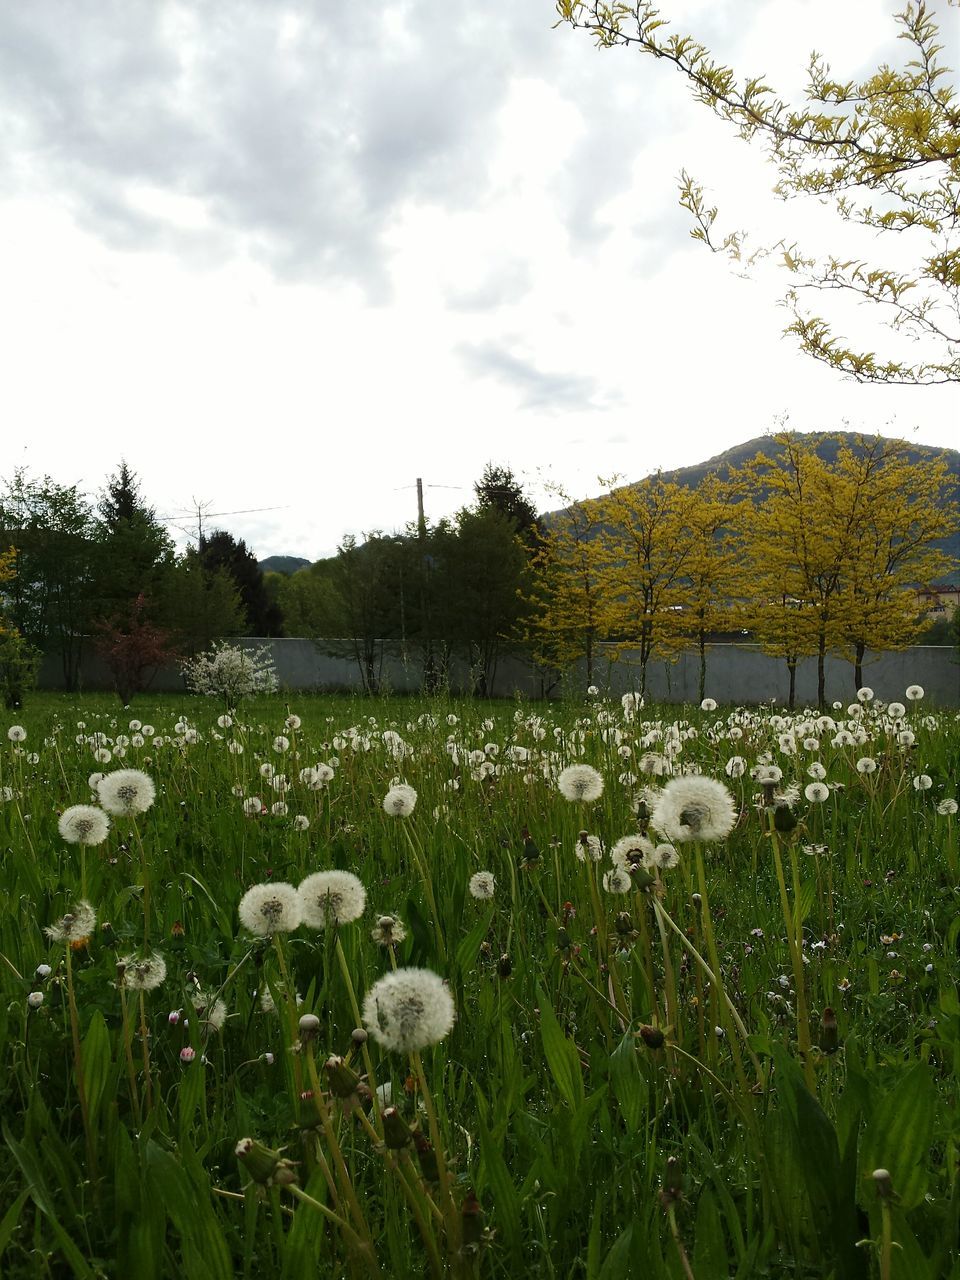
[371,915,407,947]
[293,815,310,831]
[469,871,496,900]
[937,799,958,815]
[602,867,632,894]
[651,776,737,843]
[45,900,97,944]
[905,685,924,701]
[7,725,26,742]
[120,952,167,992]
[856,687,874,703]
[58,805,110,846]
[725,757,746,778]
[362,968,456,1055]
[238,882,302,936]
[804,782,830,804]
[700,698,717,712]
[557,764,604,803]
[97,769,156,817]
[887,702,906,720]
[243,795,263,816]
[856,758,878,774]
[383,784,417,817]
[298,870,367,928]
[650,843,680,870]
[610,833,653,869]
[913,774,933,791]
[285,714,302,730]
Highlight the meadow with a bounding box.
[0,686,958,1279]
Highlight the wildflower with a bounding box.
[35,964,51,979]
[936,799,958,815]
[28,991,44,1009]
[887,702,906,720]
[648,843,680,870]
[120,952,167,992]
[804,782,830,804]
[383,784,417,817]
[7,725,26,742]
[58,805,110,846]
[610,836,653,877]
[97,769,156,817]
[371,915,407,947]
[700,698,717,712]
[913,774,933,791]
[362,968,456,1055]
[557,764,604,802]
[586,685,599,696]
[651,776,737,843]
[238,882,302,937]
[856,687,874,703]
[298,870,367,928]
[575,832,604,863]
[468,870,496,901]
[293,815,310,831]
[242,795,263,816]
[602,867,632,894]
[898,729,916,747]
[285,715,302,730]
[273,736,290,753]
[856,757,877,774]
[46,900,97,945]
[725,756,746,778]
[270,801,289,816]
[180,1046,196,1064]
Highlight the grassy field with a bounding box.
[0,687,957,1278]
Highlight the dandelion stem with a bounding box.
[65,944,98,1178]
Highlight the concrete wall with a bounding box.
[37,638,960,706]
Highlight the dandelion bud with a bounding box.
[691,893,702,909]
[773,804,798,833]
[324,1055,362,1099]
[414,1132,440,1182]
[497,954,513,978]
[639,1024,665,1050]
[820,1008,839,1055]
[461,1189,485,1248]
[35,964,51,980]
[872,1169,894,1200]
[298,1013,321,1043]
[236,1137,299,1187]
[615,912,634,936]
[556,927,571,952]
[180,1046,196,1064]
[27,991,44,1009]
[262,1052,275,1065]
[382,1106,413,1150]
[661,1155,683,1206]
[351,1027,368,1045]
[168,1009,181,1025]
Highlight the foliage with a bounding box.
[199,530,283,637]
[156,549,248,654]
[0,690,959,1276]
[93,595,180,705]
[558,0,960,384]
[473,462,542,552]
[180,641,278,703]
[91,461,174,620]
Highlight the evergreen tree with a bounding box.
[199,530,283,636]
[92,460,173,623]
[473,464,541,552]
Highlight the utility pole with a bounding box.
[416,478,437,691]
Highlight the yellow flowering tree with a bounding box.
[557,1,960,384]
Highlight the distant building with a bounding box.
[916,584,960,618]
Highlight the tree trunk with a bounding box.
[787,656,797,710]
[854,641,865,692]
[817,630,827,708]
[698,631,707,704]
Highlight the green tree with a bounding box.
[559,1,960,384]
[329,534,416,694]
[273,560,348,639]
[474,463,542,552]
[433,508,532,696]
[199,531,283,636]
[91,461,174,623]
[0,469,95,689]
[156,549,247,653]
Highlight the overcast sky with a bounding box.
[2,0,956,560]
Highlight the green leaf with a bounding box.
[536,987,584,1110]
[793,878,816,929]
[1,1124,95,1280]
[454,905,495,976]
[860,1065,936,1212]
[477,1117,521,1249]
[608,1031,647,1132]
[598,1223,635,1280]
[0,1189,30,1258]
[694,1185,729,1280]
[80,1009,113,1135]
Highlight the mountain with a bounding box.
[259,555,311,575]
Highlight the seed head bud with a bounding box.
[324,1055,362,1099]
[235,1137,299,1187]
[382,1106,413,1150]
[872,1169,895,1200]
[773,804,798,833]
[461,1189,484,1247]
[660,1155,684,1208]
[820,1007,839,1055]
[615,912,634,936]
[298,1013,321,1043]
[180,1046,196,1064]
[692,893,702,909]
[556,927,571,952]
[414,1131,440,1183]
[351,1027,368,1045]
[639,1024,665,1050]
[497,954,512,979]
[35,964,52,979]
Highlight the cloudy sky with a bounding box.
[1,0,956,560]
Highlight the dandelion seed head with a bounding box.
[238,882,302,936]
[298,870,367,928]
[58,805,110,846]
[97,769,156,816]
[362,968,456,1054]
[651,776,736,843]
[557,764,604,803]
[120,952,167,992]
[468,871,496,900]
[383,784,417,817]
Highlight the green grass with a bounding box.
[0,690,957,1277]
